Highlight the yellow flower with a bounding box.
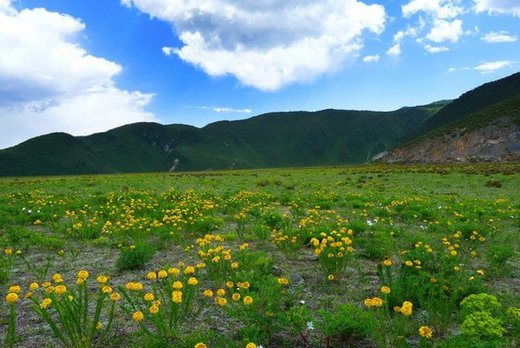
[203,289,214,297]
[239,282,250,289]
[97,275,109,284]
[144,293,155,301]
[40,298,52,309]
[55,285,67,295]
[172,281,183,289]
[149,305,160,314]
[96,321,103,330]
[216,297,227,307]
[9,285,21,294]
[277,277,289,286]
[6,292,19,304]
[172,290,183,304]
[216,288,226,297]
[194,343,207,348]
[147,272,157,281]
[52,273,64,283]
[419,326,432,339]
[29,282,39,291]
[476,269,485,276]
[4,248,13,255]
[450,250,457,256]
[226,281,234,288]
[110,293,121,301]
[188,277,198,286]
[231,262,239,269]
[184,266,195,274]
[246,343,257,348]
[364,297,384,308]
[401,301,413,316]
[101,286,112,294]
[383,259,392,267]
[243,296,253,305]
[168,267,180,276]
[158,270,168,279]
[380,286,391,294]
[405,260,413,267]
[126,282,143,291]
[232,293,241,301]
[453,266,461,272]
[132,311,144,322]
[327,274,335,281]
[77,270,89,280]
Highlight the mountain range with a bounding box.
[1,72,519,176]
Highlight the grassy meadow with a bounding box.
[1,163,519,347]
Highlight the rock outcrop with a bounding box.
[380,118,520,163]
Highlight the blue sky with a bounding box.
[0,0,519,148]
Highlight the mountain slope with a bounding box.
[379,94,520,163]
[0,106,437,176]
[403,72,520,142]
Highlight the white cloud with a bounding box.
[197,106,252,114]
[387,44,402,56]
[481,31,517,43]
[474,60,515,73]
[0,2,156,148]
[423,44,450,53]
[474,0,520,17]
[123,0,386,91]
[403,0,464,19]
[426,19,464,43]
[362,54,380,63]
[386,26,419,56]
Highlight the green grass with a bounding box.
[0,163,519,347]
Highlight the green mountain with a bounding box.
[1,71,519,176]
[0,106,440,176]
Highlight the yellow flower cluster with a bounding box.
[364,297,384,308]
[394,301,413,316]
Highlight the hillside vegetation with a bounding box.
[0,107,439,176]
[1,71,520,176]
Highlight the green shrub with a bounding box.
[116,243,155,271]
[460,293,502,318]
[461,311,506,338]
[316,304,376,344]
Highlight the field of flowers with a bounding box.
[1,163,519,347]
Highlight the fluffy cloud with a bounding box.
[386,26,419,56]
[362,54,380,63]
[403,0,464,19]
[400,0,467,53]
[474,60,515,73]
[481,31,517,43]
[474,0,520,16]
[425,19,464,43]
[0,1,155,149]
[122,0,386,91]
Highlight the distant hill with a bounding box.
[0,106,441,176]
[1,71,519,176]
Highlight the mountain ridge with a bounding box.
[1,72,519,176]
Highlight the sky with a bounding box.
[0,0,519,149]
